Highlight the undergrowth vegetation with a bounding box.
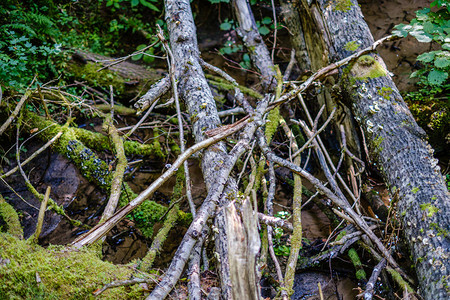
[0,0,164,91]
[394,0,450,154]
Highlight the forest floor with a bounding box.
[0,0,445,299]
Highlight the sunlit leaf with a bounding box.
[417,52,435,63]
[428,69,448,85]
[434,56,450,68]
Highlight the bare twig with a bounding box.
[158,25,196,217]
[290,107,336,159]
[270,0,278,62]
[96,41,160,72]
[33,186,51,243]
[283,49,296,81]
[93,275,158,296]
[361,258,386,300]
[0,77,36,135]
[1,131,62,179]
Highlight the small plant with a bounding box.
[393,1,449,151]
[132,44,157,63]
[272,211,291,256]
[0,3,65,90]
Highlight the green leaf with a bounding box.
[410,71,419,78]
[136,44,147,51]
[434,56,450,68]
[143,53,154,63]
[423,21,438,34]
[417,52,436,62]
[132,53,143,61]
[392,23,410,37]
[410,30,433,42]
[131,0,139,6]
[428,69,448,85]
[220,47,233,55]
[220,22,232,31]
[259,26,270,35]
[140,0,160,11]
[262,17,272,25]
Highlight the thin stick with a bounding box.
[290,107,337,158]
[0,77,36,135]
[361,258,386,300]
[37,84,51,120]
[96,41,160,72]
[270,0,278,62]
[1,131,63,179]
[158,25,196,217]
[101,87,127,221]
[33,186,50,243]
[125,98,159,138]
[283,49,296,81]
[93,275,158,296]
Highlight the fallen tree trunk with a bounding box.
[142,0,263,298]
[298,1,450,298]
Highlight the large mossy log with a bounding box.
[298,0,450,298]
[22,111,190,237]
[70,50,162,99]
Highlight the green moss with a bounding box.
[0,232,148,299]
[150,128,165,159]
[372,135,385,155]
[348,248,367,280]
[0,195,23,238]
[139,168,186,271]
[430,223,449,237]
[335,230,347,241]
[69,62,126,94]
[420,203,439,217]
[377,87,393,100]
[344,41,360,52]
[265,107,281,143]
[205,74,263,99]
[386,267,414,293]
[333,0,353,12]
[349,55,388,83]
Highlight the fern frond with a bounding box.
[1,23,37,37]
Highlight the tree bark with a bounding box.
[299,1,450,298]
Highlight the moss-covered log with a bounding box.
[299,1,450,298]
[70,50,162,99]
[22,110,189,237]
